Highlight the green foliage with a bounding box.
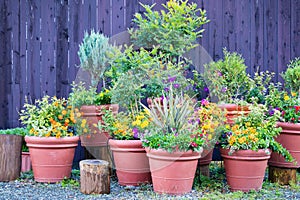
[141,88,204,152]
[281,57,300,95]
[0,127,27,136]
[129,0,209,57]
[68,82,112,108]
[78,30,119,87]
[204,48,253,103]
[221,103,294,162]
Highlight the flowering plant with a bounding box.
[140,89,222,153]
[192,99,226,150]
[281,57,300,99]
[265,83,300,123]
[221,104,294,162]
[19,95,88,138]
[98,109,151,140]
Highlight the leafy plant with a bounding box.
[19,95,89,137]
[0,127,27,136]
[68,82,112,108]
[78,30,119,87]
[140,88,207,152]
[221,103,294,162]
[281,57,300,99]
[204,48,253,103]
[129,0,209,57]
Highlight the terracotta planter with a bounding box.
[0,134,22,181]
[80,104,119,147]
[198,150,213,177]
[109,140,151,186]
[221,148,270,192]
[25,136,79,183]
[218,104,250,125]
[146,148,201,195]
[21,152,31,172]
[268,122,300,168]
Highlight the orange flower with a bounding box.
[58,115,63,120]
[62,110,67,115]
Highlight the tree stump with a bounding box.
[80,159,110,194]
[0,135,23,181]
[199,165,210,177]
[269,166,297,185]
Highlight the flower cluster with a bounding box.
[221,104,294,161]
[192,99,225,149]
[20,95,88,138]
[99,109,151,140]
[266,84,300,123]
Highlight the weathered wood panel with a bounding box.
[1,0,300,128]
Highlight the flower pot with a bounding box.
[80,104,119,147]
[109,140,151,186]
[268,122,300,168]
[146,148,201,195]
[0,134,22,181]
[21,152,31,172]
[25,136,79,183]
[218,104,250,125]
[220,148,270,192]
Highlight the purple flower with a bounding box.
[204,87,209,93]
[174,132,178,137]
[217,71,222,76]
[221,87,227,93]
[164,87,170,92]
[133,127,139,139]
[201,99,209,106]
[173,83,180,89]
[269,109,275,116]
[168,76,176,83]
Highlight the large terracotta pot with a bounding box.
[218,104,250,125]
[146,148,201,195]
[25,136,79,183]
[0,134,22,181]
[21,152,31,172]
[80,104,119,147]
[268,122,300,168]
[109,139,151,186]
[221,148,270,192]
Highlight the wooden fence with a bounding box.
[0,0,299,128]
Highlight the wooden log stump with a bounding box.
[268,166,297,185]
[80,159,110,194]
[0,135,23,181]
[199,165,210,177]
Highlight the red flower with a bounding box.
[295,106,300,112]
[190,142,198,147]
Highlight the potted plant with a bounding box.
[72,30,120,163]
[220,103,294,192]
[98,109,152,186]
[129,0,209,58]
[19,95,88,183]
[203,49,253,124]
[0,128,24,181]
[140,88,221,195]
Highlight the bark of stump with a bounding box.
[80,159,110,194]
[199,165,210,177]
[0,134,23,181]
[269,166,297,185]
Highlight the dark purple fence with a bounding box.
[0,0,299,128]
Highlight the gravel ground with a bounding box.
[0,170,300,200]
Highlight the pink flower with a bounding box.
[201,99,209,106]
[190,142,198,147]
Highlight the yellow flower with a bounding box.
[238,137,246,144]
[136,115,145,120]
[291,92,297,97]
[62,110,67,115]
[45,132,51,137]
[140,120,149,129]
[207,134,212,140]
[245,122,251,127]
[284,95,290,101]
[132,119,141,126]
[229,136,236,146]
[83,128,88,133]
[232,125,239,132]
[225,125,230,129]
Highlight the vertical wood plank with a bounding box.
[125,0,139,29]
[99,0,111,35]
[27,0,41,101]
[56,0,68,98]
[41,0,56,96]
[278,0,291,80]
[264,0,278,80]
[112,0,125,35]
[223,0,236,51]
[235,0,251,73]
[291,0,300,59]
[250,0,264,74]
